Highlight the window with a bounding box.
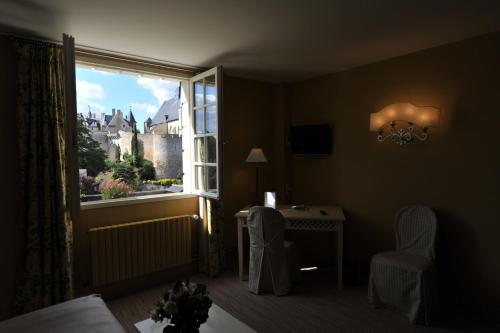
[190,68,222,198]
[75,55,221,205]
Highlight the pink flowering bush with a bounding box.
[99,179,133,199]
[80,176,98,195]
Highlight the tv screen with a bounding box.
[291,124,332,155]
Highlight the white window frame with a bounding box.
[189,66,223,199]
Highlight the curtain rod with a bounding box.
[76,46,202,75]
[1,32,201,75]
[4,32,62,46]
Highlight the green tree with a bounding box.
[139,159,155,180]
[131,124,140,166]
[78,117,106,177]
[111,155,137,185]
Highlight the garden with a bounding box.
[78,118,182,202]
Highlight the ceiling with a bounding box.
[1,0,500,82]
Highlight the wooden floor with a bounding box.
[107,268,495,333]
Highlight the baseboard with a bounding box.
[76,261,197,301]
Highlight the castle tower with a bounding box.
[144,117,152,133]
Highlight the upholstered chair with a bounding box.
[368,205,438,325]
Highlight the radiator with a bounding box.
[88,215,193,287]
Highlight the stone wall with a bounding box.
[114,131,132,158]
[154,134,182,179]
[141,133,154,162]
[102,130,182,179]
[91,131,110,154]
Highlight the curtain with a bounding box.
[198,197,225,277]
[14,39,74,314]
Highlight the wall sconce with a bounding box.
[370,103,440,145]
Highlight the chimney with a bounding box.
[112,108,116,116]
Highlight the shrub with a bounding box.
[80,176,97,195]
[105,158,119,171]
[139,159,156,180]
[145,178,183,187]
[112,160,136,185]
[99,179,132,199]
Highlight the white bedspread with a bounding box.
[0,295,126,333]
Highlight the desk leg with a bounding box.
[237,218,244,281]
[337,223,343,291]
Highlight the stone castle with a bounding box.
[81,97,182,179]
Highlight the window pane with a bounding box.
[194,137,205,162]
[207,166,217,193]
[194,108,204,134]
[205,75,216,104]
[195,166,206,191]
[206,136,216,163]
[206,105,216,134]
[194,80,204,106]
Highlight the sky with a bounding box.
[76,66,180,128]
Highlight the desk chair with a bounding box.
[247,206,300,295]
[368,205,438,325]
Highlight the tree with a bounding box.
[77,117,107,177]
[139,159,155,180]
[111,155,137,185]
[131,123,140,166]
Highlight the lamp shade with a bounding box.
[245,148,267,163]
[369,103,440,131]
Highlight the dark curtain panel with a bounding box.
[14,39,74,314]
[198,197,225,277]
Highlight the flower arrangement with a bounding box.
[99,179,132,199]
[150,280,212,333]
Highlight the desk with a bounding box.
[234,205,346,290]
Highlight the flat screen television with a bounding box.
[290,124,332,155]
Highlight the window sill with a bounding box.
[80,193,198,211]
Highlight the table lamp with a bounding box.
[245,148,267,205]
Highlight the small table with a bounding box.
[134,304,256,333]
[235,205,346,290]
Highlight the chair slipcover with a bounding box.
[368,205,438,325]
[247,206,298,296]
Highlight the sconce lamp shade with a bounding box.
[369,103,440,131]
[245,148,267,163]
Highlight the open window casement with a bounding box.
[183,66,223,199]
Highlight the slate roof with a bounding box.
[104,115,113,125]
[151,98,180,126]
[129,111,137,124]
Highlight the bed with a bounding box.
[0,295,126,333]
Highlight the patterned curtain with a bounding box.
[14,39,74,314]
[198,197,225,277]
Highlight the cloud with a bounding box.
[137,77,179,105]
[77,99,106,115]
[130,103,159,115]
[76,80,105,100]
[94,69,115,76]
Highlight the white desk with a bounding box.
[235,205,346,290]
[135,304,256,333]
